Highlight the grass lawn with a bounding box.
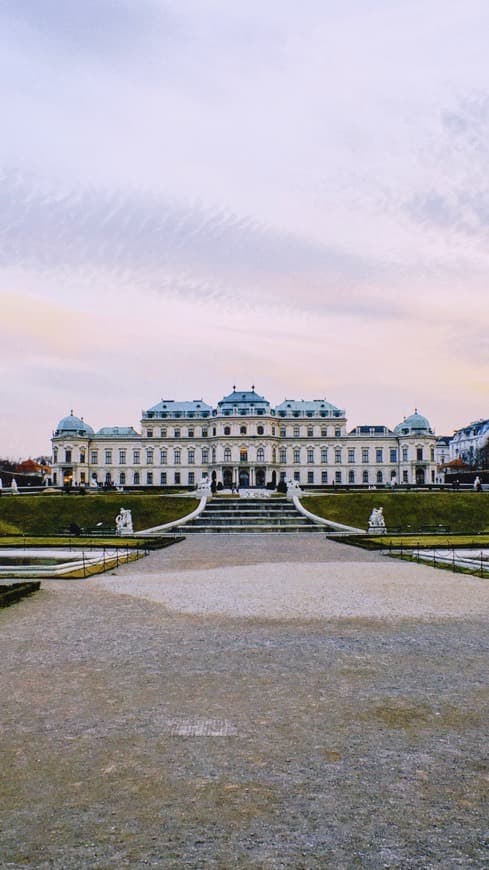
[303,491,489,534]
[0,494,197,536]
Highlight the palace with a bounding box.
[51,388,437,490]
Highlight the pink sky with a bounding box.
[1,1,489,456]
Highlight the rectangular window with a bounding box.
[335,428,341,437]
[188,429,194,439]
[362,448,369,463]
[321,448,328,463]
[402,447,409,461]
[65,449,72,463]
[307,426,313,437]
[80,472,86,483]
[160,472,167,484]
[403,470,408,482]
[321,470,328,483]
[376,448,383,463]
[174,450,181,465]
[280,427,286,437]
[90,450,98,464]
[146,471,153,484]
[321,427,328,437]
[293,471,300,482]
[188,471,195,485]
[161,428,167,438]
[79,451,86,464]
[279,448,287,463]
[348,448,355,463]
[202,429,208,438]
[430,448,435,461]
[174,472,181,485]
[174,428,181,438]
[133,449,140,464]
[146,430,153,438]
[389,448,397,463]
[307,448,314,463]
[105,449,112,464]
[348,470,355,483]
[188,449,195,464]
[362,470,369,484]
[335,470,342,484]
[416,447,423,461]
[146,449,154,465]
[293,425,300,437]
[160,449,167,464]
[202,448,209,463]
[307,471,314,484]
[293,448,300,463]
[119,449,126,464]
[335,448,341,464]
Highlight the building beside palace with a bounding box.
[51,388,437,490]
[449,418,489,468]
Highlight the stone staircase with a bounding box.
[174,497,325,534]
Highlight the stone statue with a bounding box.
[115,507,133,535]
[196,476,212,496]
[286,477,303,497]
[11,478,18,494]
[368,506,386,533]
[474,476,482,492]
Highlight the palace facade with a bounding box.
[51,388,437,490]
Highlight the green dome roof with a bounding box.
[394,410,433,436]
[55,412,94,436]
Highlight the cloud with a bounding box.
[0,169,400,320]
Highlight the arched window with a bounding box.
[348,470,355,483]
[224,426,231,435]
[240,425,247,435]
[119,472,126,485]
[133,471,140,485]
[224,447,232,462]
[257,447,265,462]
[376,470,383,483]
[257,425,264,435]
[362,470,369,484]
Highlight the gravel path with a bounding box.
[92,535,489,620]
[1,535,488,868]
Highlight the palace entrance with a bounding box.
[222,467,233,488]
[239,468,250,488]
[255,467,266,487]
[415,467,425,486]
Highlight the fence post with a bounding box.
[82,550,86,578]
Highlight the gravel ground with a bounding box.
[93,535,489,620]
[1,535,488,869]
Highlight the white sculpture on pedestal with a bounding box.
[286,477,303,498]
[115,507,134,535]
[368,506,386,534]
[196,476,212,497]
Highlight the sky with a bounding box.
[1,0,489,457]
